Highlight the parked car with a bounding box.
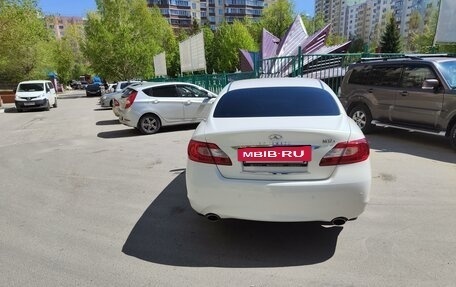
[117,82,217,134]
[113,80,141,93]
[339,55,456,149]
[70,80,81,90]
[99,82,142,108]
[85,83,103,97]
[14,80,58,112]
[106,83,116,94]
[186,78,371,224]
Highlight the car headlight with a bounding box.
[102,96,107,100]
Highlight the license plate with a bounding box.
[238,146,312,162]
[23,102,35,106]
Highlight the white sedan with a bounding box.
[186,78,371,225]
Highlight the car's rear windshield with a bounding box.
[213,87,340,118]
[18,83,44,92]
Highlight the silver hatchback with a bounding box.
[117,82,217,134]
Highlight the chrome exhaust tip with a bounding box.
[331,217,348,226]
[205,213,221,222]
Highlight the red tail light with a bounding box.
[188,140,232,166]
[125,91,138,109]
[319,138,370,166]
[113,99,119,106]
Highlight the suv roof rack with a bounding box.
[357,54,450,63]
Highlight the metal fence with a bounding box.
[148,53,451,94]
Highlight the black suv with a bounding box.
[339,55,456,150]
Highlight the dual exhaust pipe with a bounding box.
[204,213,348,226]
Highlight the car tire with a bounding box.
[450,123,456,150]
[45,100,50,111]
[109,100,113,107]
[349,104,374,134]
[138,114,161,135]
[53,98,58,108]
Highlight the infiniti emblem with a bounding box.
[269,134,282,140]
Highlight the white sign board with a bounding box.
[435,0,456,43]
[179,32,206,73]
[153,52,167,77]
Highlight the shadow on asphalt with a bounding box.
[97,129,142,138]
[3,107,47,113]
[122,172,342,268]
[3,107,18,113]
[366,128,456,164]
[94,108,111,111]
[59,95,85,99]
[96,119,120,126]
[97,124,198,139]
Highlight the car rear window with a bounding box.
[213,87,340,118]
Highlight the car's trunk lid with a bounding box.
[203,116,351,181]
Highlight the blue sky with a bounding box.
[38,0,315,17]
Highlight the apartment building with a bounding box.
[45,16,85,39]
[147,0,273,29]
[316,0,439,45]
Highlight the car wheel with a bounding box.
[450,123,456,150]
[53,98,58,108]
[45,100,50,111]
[349,104,373,134]
[138,114,161,135]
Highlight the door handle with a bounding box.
[185,100,192,105]
[152,100,159,104]
[401,91,408,96]
[367,88,373,93]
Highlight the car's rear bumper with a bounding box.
[118,111,138,128]
[186,160,371,222]
[99,98,111,107]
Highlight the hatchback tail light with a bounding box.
[125,91,138,109]
[188,140,232,166]
[319,138,370,166]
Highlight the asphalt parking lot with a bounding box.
[1,93,455,286]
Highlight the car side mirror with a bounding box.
[422,79,439,90]
[206,91,216,98]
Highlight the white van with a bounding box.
[15,80,57,112]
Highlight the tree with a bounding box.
[411,6,438,53]
[348,37,366,53]
[53,24,88,84]
[211,21,257,73]
[405,10,422,52]
[326,33,347,46]
[0,0,55,83]
[260,0,294,38]
[379,15,401,53]
[83,0,177,80]
[202,26,215,73]
[241,17,263,45]
[301,12,325,35]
